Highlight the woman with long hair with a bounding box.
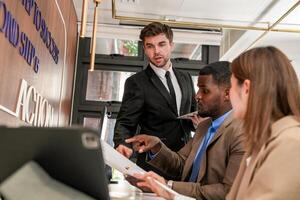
[227,46,300,199]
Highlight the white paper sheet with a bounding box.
[100,139,145,176]
[100,140,195,200]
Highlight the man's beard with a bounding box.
[197,106,219,119]
[197,110,211,118]
[150,58,168,68]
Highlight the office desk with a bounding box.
[109,180,164,200]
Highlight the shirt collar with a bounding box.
[149,62,173,79]
[211,110,232,130]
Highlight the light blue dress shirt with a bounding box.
[188,110,232,182]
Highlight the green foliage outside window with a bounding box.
[123,40,138,56]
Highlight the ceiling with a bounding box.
[72,0,300,78]
[72,0,300,33]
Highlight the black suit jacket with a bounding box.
[114,65,197,176]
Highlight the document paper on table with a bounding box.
[100,139,195,200]
[100,139,145,176]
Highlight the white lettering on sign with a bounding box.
[0,79,54,126]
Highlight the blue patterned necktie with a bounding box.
[189,125,215,182]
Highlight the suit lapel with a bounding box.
[182,119,211,180]
[207,114,234,146]
[197,114,234,181]
[234,152,260,200]
[227,156,248,200]
[145,66,177,114]
[197,126,225,181]
[173,68,187,115]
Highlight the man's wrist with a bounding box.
[167,180,173,189]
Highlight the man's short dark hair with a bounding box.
[199,61,231,87]
[139,22,173,43]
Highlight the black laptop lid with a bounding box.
[0,126,109,200]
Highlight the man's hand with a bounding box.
[125,135,161,154]
[133,172,174,200]
[116,144,133,158]
[187,115,206,128]
[125,174,152,193]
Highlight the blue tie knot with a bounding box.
[209,126,216,133]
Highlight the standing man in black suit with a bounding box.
[113,22,197,178]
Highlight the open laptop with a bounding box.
[0,126,110,200]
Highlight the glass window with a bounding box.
[86,70,136,101]
[101,118,117,147]
[172,43,202,61]
[192,75,198,92]
[95,38,138,56]
[83,117,101,130]
[82,116,116,146]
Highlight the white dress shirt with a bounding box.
[150,63,182,115]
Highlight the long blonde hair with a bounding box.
[231,46,300,154]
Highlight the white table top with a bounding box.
[109,180,165,200]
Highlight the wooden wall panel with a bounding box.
[59,0,78,126]
[0,0,78,126]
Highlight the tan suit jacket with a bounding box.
[227,116,300,200]
[148,114,245,200]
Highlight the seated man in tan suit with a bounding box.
[126,61,245,200]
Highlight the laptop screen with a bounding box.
[0,126,110,200]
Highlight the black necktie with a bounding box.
[165,71,177,111]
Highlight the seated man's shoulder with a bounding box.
[230,117,243,129]
[225,118,244,142]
